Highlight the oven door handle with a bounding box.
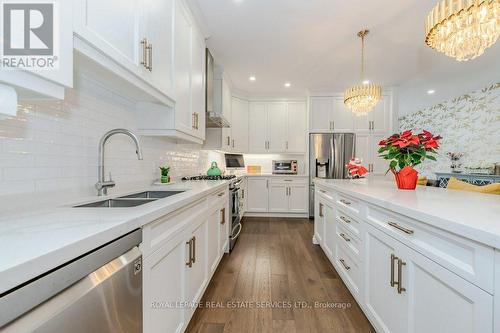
[230,223,242,240]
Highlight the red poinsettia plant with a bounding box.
[378,130,441,172]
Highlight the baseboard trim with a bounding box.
[243,212,309,218]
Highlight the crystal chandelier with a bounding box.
[344,30,381,117]
[425,0,500,61]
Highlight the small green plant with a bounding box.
[159,166,170,176]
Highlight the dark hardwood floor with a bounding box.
[185,217,375,333]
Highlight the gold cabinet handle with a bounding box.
[227,136,231,146]
[390,254,398,287]
[339,216,351,224]
[192,236,196,264]
[339,199,351,205]
[221,208,225,224]
[140,38,148,68]
[186,239,193,267]
[242,189,245,199]
[339,233,350,242]
[388,222,414,235]
[339,258,350,271]
[397,259,406,294]
[319,203,324,217]
[217,192,225,197]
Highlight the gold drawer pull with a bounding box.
[340,216,351,224]
[388,222,414,235]
[217,192,225,197]
[339,199,351,205]
[319,189,326,193]
[340,233,351,242]
[339,258,351,271]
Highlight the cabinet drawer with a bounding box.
[208,188,228,206]
[335,193,361,216]
[317,187,335,202]
[142,199,208,257]
[336,208,361,240]
[336,222,361,260]
[270,177,308,185]
[366,204,495,293]
[335,246,361,298]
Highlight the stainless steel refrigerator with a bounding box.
[309,133,356,217]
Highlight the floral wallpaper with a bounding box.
[399,82,500,178]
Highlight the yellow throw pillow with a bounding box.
[447,177,500,195]
[417,177,428,186]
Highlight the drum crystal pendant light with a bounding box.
[425,0,500,61]
[344,30,381,117]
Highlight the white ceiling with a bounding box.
[192,0,500,110]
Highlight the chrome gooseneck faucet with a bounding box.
[96,129,143,196]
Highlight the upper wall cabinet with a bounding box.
[310,96,354,132]
[309,94,392,134]
[248,101,307,154]
[0,0,73,100]
[73,0,176,106]
[129,0,206,143]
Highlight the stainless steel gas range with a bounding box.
[182,175,243,251]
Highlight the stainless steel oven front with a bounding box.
[229,178,243,250]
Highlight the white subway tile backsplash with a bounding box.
[0,82,222,197]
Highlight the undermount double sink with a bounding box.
[74,191,185,208]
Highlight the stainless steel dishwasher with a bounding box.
[0,229,142,333]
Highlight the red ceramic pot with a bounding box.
[391,166,418,190]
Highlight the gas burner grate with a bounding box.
[181,175,237,181]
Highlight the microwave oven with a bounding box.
[272,160,298,174]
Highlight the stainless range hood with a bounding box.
[206,48,230,128]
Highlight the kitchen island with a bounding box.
[313,177,500,333]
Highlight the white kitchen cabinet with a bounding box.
[185,219,208,320]
[354,95,390,133]
[249,101,307,153]
[364,223,408,333]
[174,0,194,135]
[309,97,332,132]
[288,183,309,213]
[144,0,175,96]
[267,103,288,152]
[321,199,335,259]
[314,193,326,245]
[248,103,268,153]
[0,0,73,100]
[332,97,355,132]
[268,182,289,213]
[365,223,493,333]
[143,231,186,333]
[207,207,220,276]
[230,97,249,152]
[246,177,269,212]
[309,96,354,132]
[190,28,206,140]
[356,133,387,175]
[74,0,143,77]
[286,102,308,153]
[219,205,230,254]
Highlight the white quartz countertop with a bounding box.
[314,177,500,249]
[0,180,231,294]
[243,173,308,178]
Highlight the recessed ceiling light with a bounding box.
[362,80,370,85]
[284,82,291,87]
[427,89,436,95]
[249,76,256,81]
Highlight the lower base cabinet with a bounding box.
[314,186,495,333]
[365,223,493,333]
[247,177,309,214]
[142,187,229,333]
